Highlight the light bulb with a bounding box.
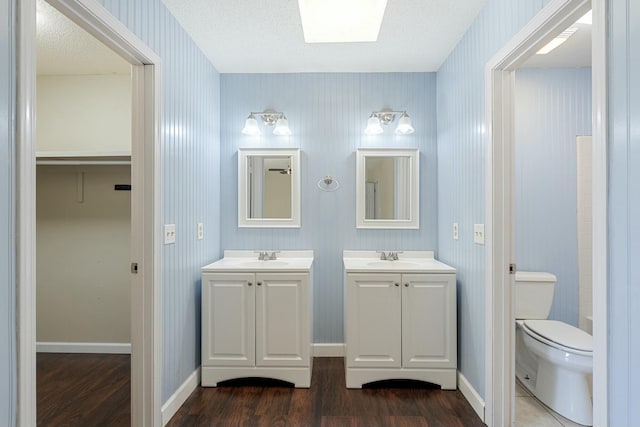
[241,114,261,136]
[273,117,291,135]
[395,113,414,135]
[364,116,383,135]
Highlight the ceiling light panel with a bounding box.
[536,27,577,55]
[298,0,388,43]
[576,10,592,25]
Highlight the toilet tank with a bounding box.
[514,271,556,319]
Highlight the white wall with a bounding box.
[35,73,132,346]
[36,74,131,154]
[36,165,131,344]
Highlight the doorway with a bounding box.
[512,35,592,427]
[17,0,162,426]
[483,0,607,426]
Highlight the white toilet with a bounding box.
[515,271,593,426]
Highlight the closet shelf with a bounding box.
[36,151,131,166]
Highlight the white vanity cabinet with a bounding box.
[201,251,313,387]
[343,251,457,389]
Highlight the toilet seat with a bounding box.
[523,320,592,355]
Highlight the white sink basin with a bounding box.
[202,251,314,273]
[366,260,424,269]
[235,260,290,268]
[342,251,456,273]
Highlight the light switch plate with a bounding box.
[164,224,176,244]
[453,223,459,240]
[197,223,204,240]
[474,223,485,245]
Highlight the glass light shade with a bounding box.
[241,116,261,135]
[364,116,384,135]
[395,114,415,135]
[273,118,292,136]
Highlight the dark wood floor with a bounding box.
[37,355,485,427]
[167,358,486,427]
[37,353,131,427]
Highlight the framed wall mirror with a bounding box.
[356,148,419,229]
[238,148,301,228]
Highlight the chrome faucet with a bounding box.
[377,251,403,261]
[256,251,279,260]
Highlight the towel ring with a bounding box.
[317,176,340,192]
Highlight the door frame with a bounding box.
[17,0,163,426]
[483,0,607,426]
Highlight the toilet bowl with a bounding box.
[515,272,593,426]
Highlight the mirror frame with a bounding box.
[238,148,301,228]
[356,148,419,229]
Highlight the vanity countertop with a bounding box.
[202,250,314,273]
[343,250,455,273]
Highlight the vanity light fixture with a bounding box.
[365,110,415,135]
[242,110,291,136]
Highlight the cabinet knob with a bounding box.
[257,282,262,286]
[404,283,409,287]
[248,282,253,287]
[394,283,399,287]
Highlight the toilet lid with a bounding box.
[523,320,593,352]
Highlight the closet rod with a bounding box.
[36,160,131,166]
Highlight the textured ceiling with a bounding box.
[36,0,591,77]
[36,0,130,75]
[161,0,488,73]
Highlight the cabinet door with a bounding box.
[202,273,255,366]
[401,273,456,368]
[255,273,309,367]
[346,273,402,368]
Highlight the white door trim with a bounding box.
[17,1,163,426]
[483,0,605,426]
[590,1,608,425]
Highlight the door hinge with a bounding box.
[131,262,139,274]
[509,263,516,274]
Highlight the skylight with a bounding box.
[298,0,388,43]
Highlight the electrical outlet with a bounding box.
[474,224,485,245]
[197,223,204,240]
[453,223,459,240]
[164,224,176,244]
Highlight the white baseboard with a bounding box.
[162,367,200,426]
[458,371,485,422]
[36,341,131,354]
[312,343,345,357]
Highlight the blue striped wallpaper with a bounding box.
[0,2,635,424]
[608,0,640,423]
[514,67,592,326]
[220,73,438,343]
[0,0,16,424]
[436,0,549,398]
[97,0,221,403]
